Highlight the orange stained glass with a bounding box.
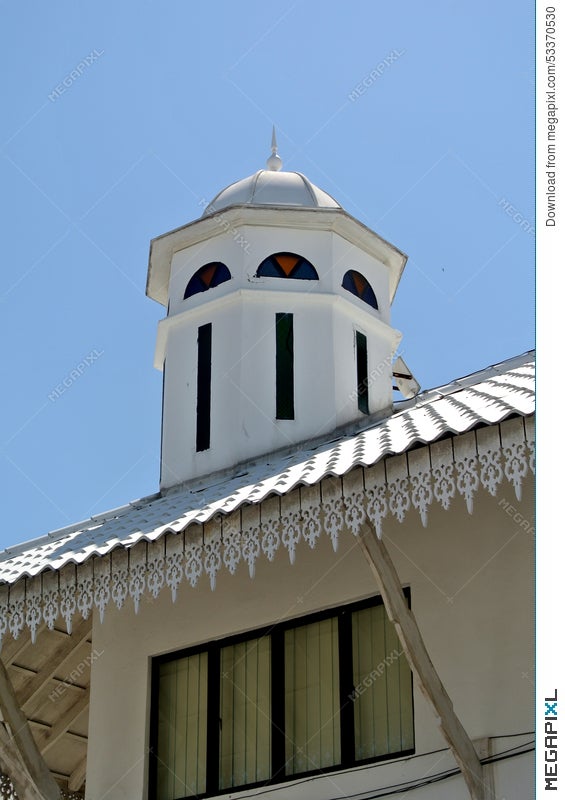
[352,271,366,295]
[256,252,318,280]
[200,263,217,287]
[275,254,300,276]
[184,262,231,299]
[341,270,378,310]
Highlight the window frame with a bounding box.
[148,592,414,799]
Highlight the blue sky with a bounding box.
[0,1,534,549]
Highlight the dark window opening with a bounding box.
[185,263,231,300]
[159,360,166,486]
[149,593,414,799]
[196,323,212,451]
[342,270,378,310]
[257,252,318,280]
[275,313,294,420]
[356,330,369,415]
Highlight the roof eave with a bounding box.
[146,205,407,307]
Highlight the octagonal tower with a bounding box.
[147,135,407,489]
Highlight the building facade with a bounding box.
[0,142,534,800]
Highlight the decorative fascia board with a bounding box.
[147,206,407,307]
[0,416,534,649]
[154,289,402,370]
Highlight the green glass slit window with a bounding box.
[356,330,369,415]
[275,313,294,420]
[150,594,414,799]
[196,323,212,451]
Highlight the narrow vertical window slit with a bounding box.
[276,313,294,420]
[356,331,369,415]
[196,323,212,451]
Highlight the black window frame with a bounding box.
[149,591,414,799]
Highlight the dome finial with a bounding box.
[266,126,283,171]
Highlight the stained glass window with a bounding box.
[184,262,231,299]
[342,270,378,310]
[257,252,318,280]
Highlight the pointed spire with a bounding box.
[266,126,283,171]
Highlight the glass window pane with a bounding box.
[157,652,208,799]
[356,331,369,415]
[342,270,378,309]
[196,323,212,451]
[284,617,341,775]
[352,604,414,760]
[184,262,231,299]
[219,636,272,789]
[257,252,318,280]
[275,313,294,420]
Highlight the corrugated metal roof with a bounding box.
[0,351,534,585]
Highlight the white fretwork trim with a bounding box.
[0,419,534,648]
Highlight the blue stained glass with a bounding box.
[257,252,318,280]
[184,262,231,299]
[342,270,378,310]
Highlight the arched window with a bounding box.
[184,262,231,299]
[256,252,318,280]
[341,270,378,310]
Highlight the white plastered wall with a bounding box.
[159,226,398,488]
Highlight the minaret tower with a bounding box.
[147,133,407,489]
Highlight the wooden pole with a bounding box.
[0,657,60,800]
[357,522,488,800]
[0,723,40,800]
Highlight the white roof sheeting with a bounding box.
[0,352,534,585]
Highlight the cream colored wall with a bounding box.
[85,473,534,800]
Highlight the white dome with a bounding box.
[202,169,341,217]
